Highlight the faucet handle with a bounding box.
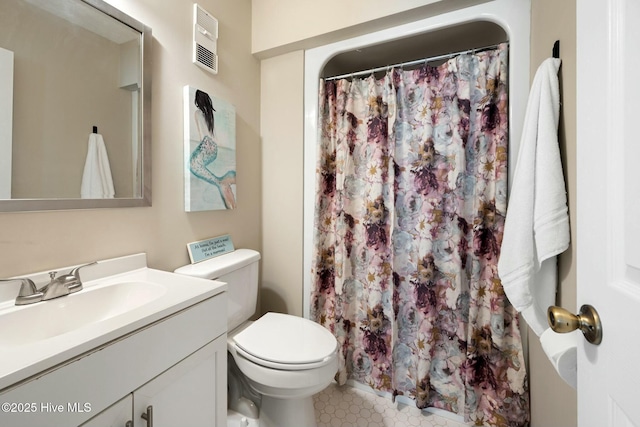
[0,277,38,296]
[69,261,97,280]
[18,279,38,297]
[0,277,42,305]
[64,261,98,293]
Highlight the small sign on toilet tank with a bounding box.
[187,234,235,263]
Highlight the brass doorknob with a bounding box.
[547,304,603,345]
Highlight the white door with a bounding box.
[576,0,640,425]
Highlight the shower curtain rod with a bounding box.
[323,41,508,82]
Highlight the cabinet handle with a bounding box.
[141,405,153,427]
[125,422,133,427]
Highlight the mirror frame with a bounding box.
[1,0,152,212]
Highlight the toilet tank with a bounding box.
[174,249,261,331]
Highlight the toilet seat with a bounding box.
[231,312,337,371]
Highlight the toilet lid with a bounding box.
[233,313,337,365]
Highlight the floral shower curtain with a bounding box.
[311,44,529,426]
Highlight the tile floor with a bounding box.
[313,383,469,427]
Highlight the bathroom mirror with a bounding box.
[0,0,152,211]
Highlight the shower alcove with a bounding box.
[302,0,531,420]
[320,21,507,81]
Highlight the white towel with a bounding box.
[81,133,115,199]
[498,57,569,337]
[540,328,578,389]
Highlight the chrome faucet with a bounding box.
[1,261,98,305]
[40,261,97,301]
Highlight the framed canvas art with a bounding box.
[184,85,236,211]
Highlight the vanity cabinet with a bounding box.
[132,337,224,427]
[0,293,227,427]
[80,337,225,427]
[80,396,132,427]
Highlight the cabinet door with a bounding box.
[134,336,227,427]
[79,395,132,427]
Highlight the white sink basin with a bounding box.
[0,253,226,392]
[0,281,166,346]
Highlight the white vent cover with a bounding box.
[193,4,218,74]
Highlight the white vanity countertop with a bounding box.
[0,254,226,392]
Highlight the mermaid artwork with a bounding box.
[189,89,237,209]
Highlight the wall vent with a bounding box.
[193,4,218,74]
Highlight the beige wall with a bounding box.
[260,50,305,316]
[253,0,439,54]
[258,0,578,426]
[252,0,490,57]
[529,0,578,426]
[0,0,261,277]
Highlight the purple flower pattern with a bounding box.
[311,44,529,426]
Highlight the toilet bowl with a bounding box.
[228,313,337,427]
[174,249,338,427]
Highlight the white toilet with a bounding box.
[175,249,338,427]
